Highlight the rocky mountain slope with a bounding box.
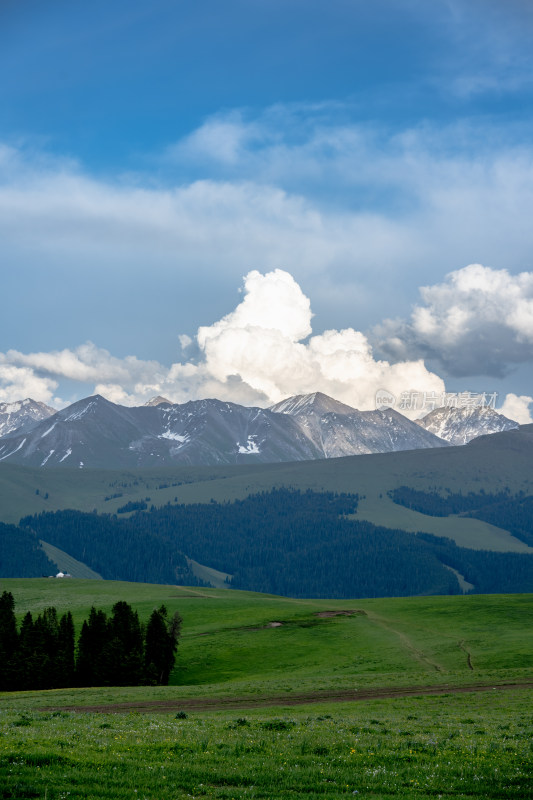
[0,395,323,468]
[0,391,448,469]
[0,399,55,438]
[271,391,449,456]
[416,405,518,445]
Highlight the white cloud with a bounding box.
[0,269,445,416]
[377,264,533,376]
[0,364,58,406]
[2,266,531,419]
[2,343,165,386]
[3,112,533,338]
[500,392,533,424]
[198,269,312,349]
[1,111,533,402]
[168,111,266,166]
[191,269,445,411]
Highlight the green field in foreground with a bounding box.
[1,579,532,697]
[1,581,532,798]
[1,690,532,799]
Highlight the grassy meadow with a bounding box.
[0,580,532,798]
[1,690,532,800]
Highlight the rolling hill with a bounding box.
[2,578,532,695]
[0,425,532,551]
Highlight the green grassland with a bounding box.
[0,580,532,798]
[39,541,103,579]
[1,427,532,555]
[1,690,531,799]
[1,579,532,698]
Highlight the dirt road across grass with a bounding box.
[44,681,533,714]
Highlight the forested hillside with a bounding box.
[18,489,533,598]
[18,510,195,585]
[0,522,56,577]
[390,487,533,547]
[388,487,514,516]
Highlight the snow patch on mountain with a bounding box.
[0,398,55,438]
[237,436,261,454]
[40,423,57,438]
[3,401,27,413]
[416,405,518,445]
[144,396,172,407]
[159,430,189,442]
[41,449,55,466]
[271,392,356,417]
[0,438,27,461]
[64,401,97,422]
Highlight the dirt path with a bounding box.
[363,611,444,672]
[458,639,474,670]
[44,681,533,714]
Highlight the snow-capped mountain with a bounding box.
[271,391,357,417]
[416,405,519,445]
[271,391,449,456]
[0,395,322,468]
[0,391,451,469]
[0,398,55,438]
[144,396,172,407]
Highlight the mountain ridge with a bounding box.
[0,391,521,470]
[271,391,449,457]
[416,405,518,444]
[0,398,56,438]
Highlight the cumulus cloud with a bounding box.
[500,393,533,425]
[0,269,445,416]
[0,365,58,406]
[190,269,445,412]
[2,119,533,410]
[376,264,533,377]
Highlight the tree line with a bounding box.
[0,591,181,692]
[0,521,56,578]
[388,486,514,517]
[389,486,533,549]
[11,487,533,597]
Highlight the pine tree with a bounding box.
[144,605,180,685]
[17,611,36,690]
[56,611,75,688]
[76,607,109,686]
[104,601,144,685]
[166,610,182,683]
[0,591,18,690]
[32,607,60,689]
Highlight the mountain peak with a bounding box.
[0,398,55,414]
[144,396,173,407]
[0,398,56,438]
[417,405,518,445]
[270,392,356,416]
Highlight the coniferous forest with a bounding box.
[12,488,533,597]
[0,591,181,692]
[0,489,530,598]
[390,487,533,548]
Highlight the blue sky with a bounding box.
[1,0,533,420]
